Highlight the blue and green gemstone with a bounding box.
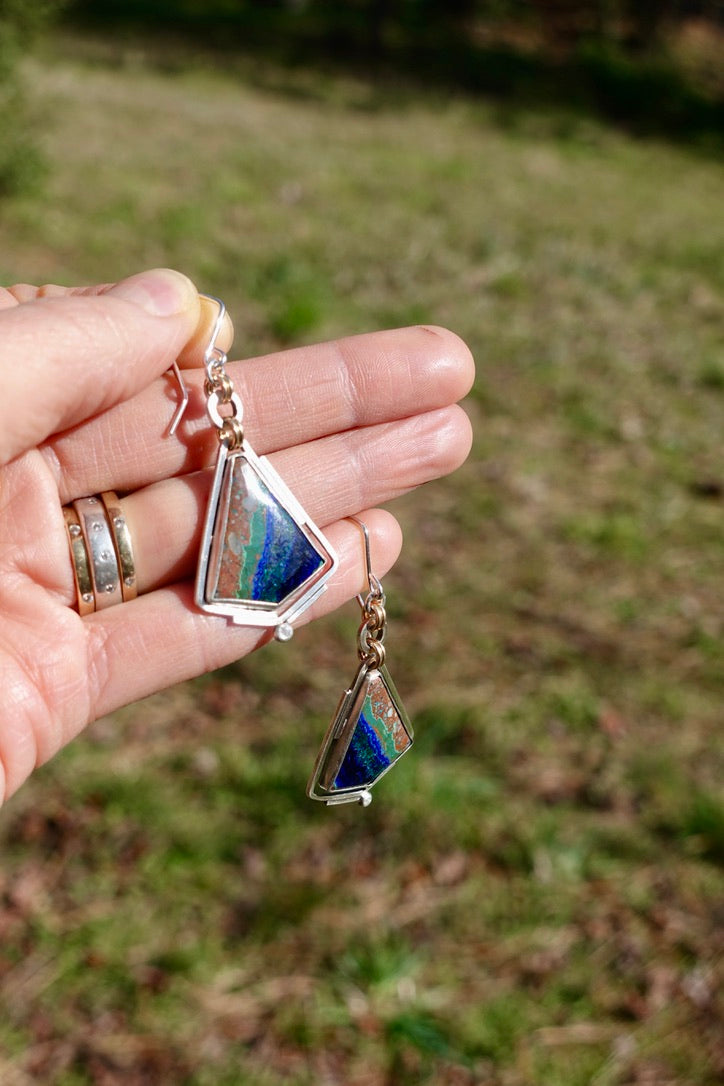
[326,670,412,793]
[209,457,324,606]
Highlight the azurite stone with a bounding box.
[332,670,412,791]
[209,456,324,606]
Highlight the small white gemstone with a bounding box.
[100,551,112,561]
[92,522,103,532]
[82,593,93,602]
[275,622,294,642]
[124,576,135,586]
[69,524,81,537]
[105,583,115,593]
[114,517,124,529]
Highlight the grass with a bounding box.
[0,30,723,1086]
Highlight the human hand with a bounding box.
[0,269,474,805]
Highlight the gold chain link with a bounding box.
[219,417,244,450]
[202,303,244,451]
[357,585,387,667]
[204,370,234,404]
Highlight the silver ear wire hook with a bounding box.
[348,516,384,607]
[165,294,228,437]
[167,361,189,437]
[201,294,227,376]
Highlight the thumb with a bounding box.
[0,268,200,466]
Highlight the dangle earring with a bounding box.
[170,297,338,641]
[307,518,413,807]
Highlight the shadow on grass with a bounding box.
[64,5,724,150]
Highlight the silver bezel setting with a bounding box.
[195,441,338,630]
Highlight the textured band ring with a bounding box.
[63,506,95,616]
[101,491,137,602]
[73,496,123,610]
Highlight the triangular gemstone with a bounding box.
[207,454,325,608]
[320,668,413,795]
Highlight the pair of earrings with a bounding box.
[171,298,413,806]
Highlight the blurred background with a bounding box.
[0,3,722,1084]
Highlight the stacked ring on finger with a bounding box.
[62,491,137,613]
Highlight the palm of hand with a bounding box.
[1,449,89,796]
[0,272,473,805]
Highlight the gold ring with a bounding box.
[63,506,95,616]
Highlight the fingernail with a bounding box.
[109,268,197,317]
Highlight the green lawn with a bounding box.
[0,33,722,1085]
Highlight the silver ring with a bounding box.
[73,496,123,610]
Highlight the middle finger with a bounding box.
[45,325,473,503]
